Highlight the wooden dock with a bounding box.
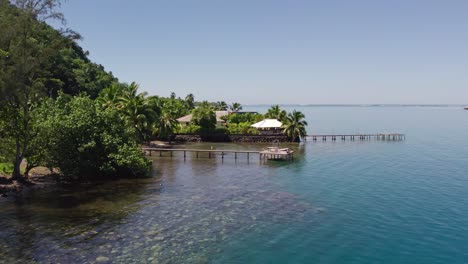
[142,148,261,160]
[307,133,405,141]
[142,147,294,161]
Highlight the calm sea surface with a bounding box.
[1,106,468,263]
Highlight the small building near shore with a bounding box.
[251,119,283,135]
[177,111,229,127]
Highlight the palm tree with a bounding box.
[282,110,308,142]
[265,105,287,122]
[192,101,216,133]
[229,102,242,112]
[96,83,124,109]
[157,110,179,141]
[215,101,228,111]
[185,93,195,110]
[117,82,157,142]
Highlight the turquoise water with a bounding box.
[1,106,468,263]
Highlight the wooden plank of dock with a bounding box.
[142,148,261,160]
[307,133,405,141]
[142,147,295,161]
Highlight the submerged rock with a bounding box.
[96,256,110,262]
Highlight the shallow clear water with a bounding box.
[1,106,468,263]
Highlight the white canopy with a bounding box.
[251,119,283,129]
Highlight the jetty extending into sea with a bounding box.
[143,133,404,161]
[307,133,405,141]
[142,147,294,161]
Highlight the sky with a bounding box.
[54,0,468,104]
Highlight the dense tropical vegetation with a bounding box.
[0,0,308,183]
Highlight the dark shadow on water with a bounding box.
[0,177,158,262]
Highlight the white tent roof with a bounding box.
[251,119,283,128]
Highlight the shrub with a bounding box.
[178,124,202,134]
[28,95,151,179]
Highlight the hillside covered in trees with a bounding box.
[0,0,308,185]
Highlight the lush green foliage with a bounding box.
[28,95,151,179]
[96,83,190,142]
[191,101,217,133]
[213,101,228,111]
[0,163,14,175]
[115,82,158,142]
[229,102,242,112]
[282,110,308,142]
[223,113,263,135]
[0,0,115,179]
[265,105,287,122]
[178,124,202,134]
[226,113,264,124]
[226,122,259,134]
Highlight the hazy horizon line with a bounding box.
[243,104,468,107]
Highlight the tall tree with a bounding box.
[95,83,124,109]
[116,82,157,143]
[265,105,287,122]
[192,101,216,133]
[215,101,228,111]
[157,111,179,141]
[229,102,242,112]
[282,110,308,142]
[184,93,195,110]
[0,0,66,180]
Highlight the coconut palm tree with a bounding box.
[215,101,228,111]
[185,93,195,110]
[192,101,216,133]
[265,105,287,122]
[229,102,242,112]
[117,82,157,142]
[95,83,125,109]
[282,110,308,142]
[157,110,179,141]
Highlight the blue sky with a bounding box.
[56,0,468,104]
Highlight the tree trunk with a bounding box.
[12,155,23,181]
[12,137,26,181]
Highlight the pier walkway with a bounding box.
[307,133,405,141]
[142,148,260,160]
[142,147,294,161]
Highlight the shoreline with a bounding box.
[173,133,290,143]
[0,174,56,198]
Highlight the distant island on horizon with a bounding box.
[245,104,467,107]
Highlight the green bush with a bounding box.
[227,113,264,124]
[0,163,13,174]
[28,95,151,179]
[227,122,259,135]
[213,127,229,134]
[178,124,202,134]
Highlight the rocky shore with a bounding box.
[0,169,57,197]
[173,134,290,143]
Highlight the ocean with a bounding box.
[1,106,467,263]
